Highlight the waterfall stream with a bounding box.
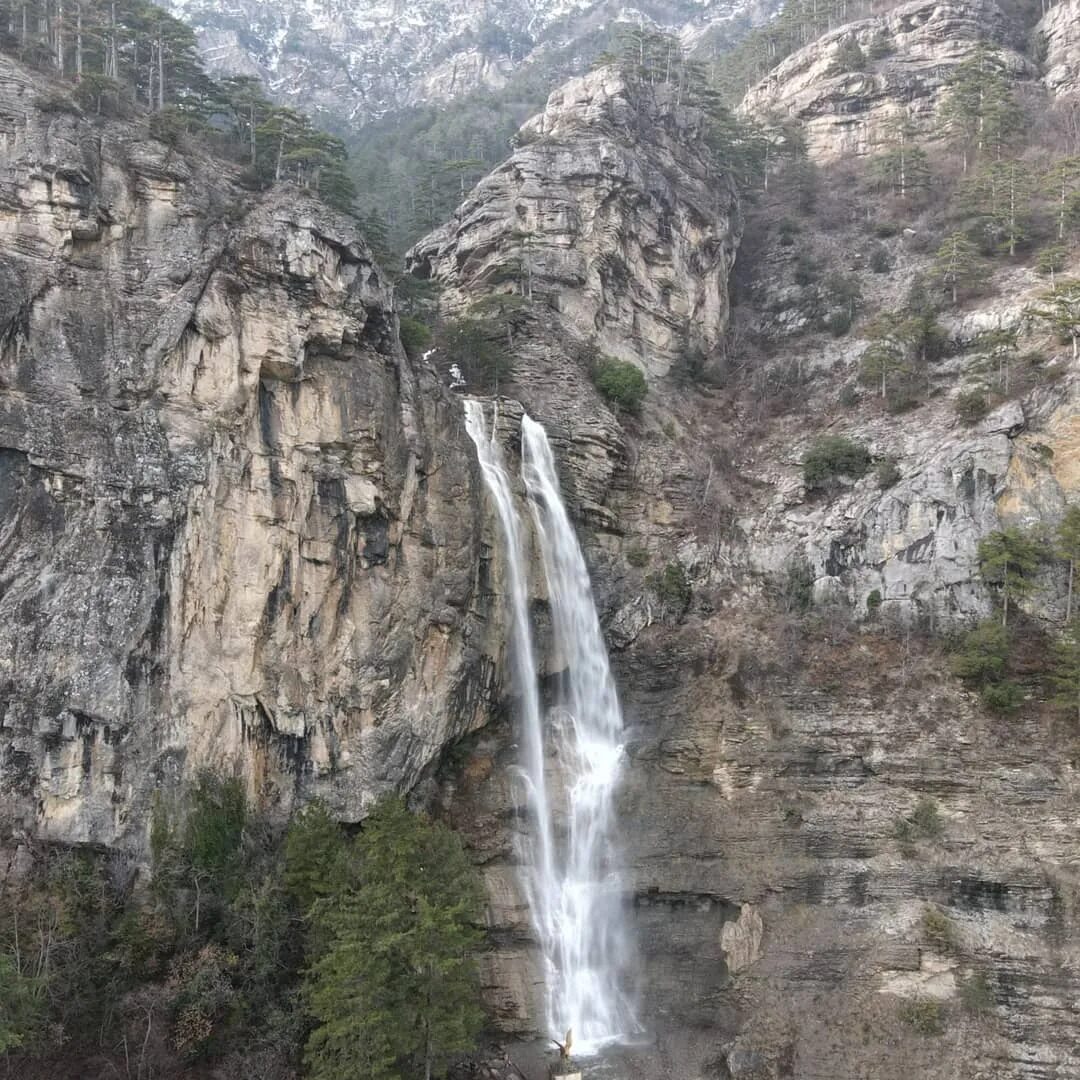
[464,400,638,1056]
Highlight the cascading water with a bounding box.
[464,399,639,1057]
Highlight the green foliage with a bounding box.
[977,527,1044,626]
[951,619,1023,710]
[0,788,436,1078]
[934,231,981,304]
[398,316,433,361]
[959,971,995,1014]
[866,588,883,614]
[894,796,945,845]
[0,1,357,215]
[1037,243,1069,285]
[938,43,1023,173]
[1028,279,1080,362]
[1058,505,1080,621]
[592,357,647,415]
[803,436,871,492]
[955,389,989,425]
[961,159,1034,257]
[625,543,651,568]
[951,618,1009,685]
[921,906,957,951]
[184,773,247,886]
[302,797,483,1080]
[0,953,42,1053]
[829,34,866,74]
[649,561,692,614]
[439,316,511,392]
[868,244,892,274]
[781,557,815,614]
[1050,619,1080,723]
[872,118,930,200]
[283,801,349,917]
[899,997,945,1035]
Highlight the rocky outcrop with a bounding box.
[1039,0,1080,99]
[0,56,497,847]
[741,0,1033,160]
[408,67,743,380]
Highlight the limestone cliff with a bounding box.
[408,67,742,381]
[1040,0,1080,99]
[741,0,1034,160]
[0,54,495,847]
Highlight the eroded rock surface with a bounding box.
[741,0,1033,160]
[0,55,496,846]
[408,67,742,380]
[1040,0,1080,99]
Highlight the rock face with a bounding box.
[741,0,1033,160]
[166,0,782,127]
[408,67,743,380]
[8,14,1080,1079]
[0,55,498,846]
[1040,0,1080,99]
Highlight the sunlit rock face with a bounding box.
[0,53,499,847]
[1039,0,1080,100]
[407,67,743,381]
[741,0,1035,161]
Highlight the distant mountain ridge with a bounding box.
[166,0,782,126]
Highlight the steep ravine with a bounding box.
[4,21,1080,1080]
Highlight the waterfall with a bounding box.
[465,400,638,1056]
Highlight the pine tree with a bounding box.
[1029,279,1080,361]
[933,231,980,304]
[1058,506,1080,622]
[1045,156,1080,242]
[1037,243,1068,289]
[302,798,483,1080]
[977,527,1044,626]
[283,801,349,917]
[1051,619,1080,722]
[963,159,1033,257]
[872,116,930,200]
[938,43,1020,173]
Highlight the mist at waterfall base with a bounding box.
[464,400,641,1057]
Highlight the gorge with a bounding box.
[4,0,1080,1077]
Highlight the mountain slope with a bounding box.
[166,0,783,125]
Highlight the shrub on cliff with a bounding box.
[802,435,871,491]
[399,316,433,361]
[592,356,647,415]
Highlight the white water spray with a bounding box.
[464,400,638,1056]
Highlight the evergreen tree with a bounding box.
[1057,505,1080,622]
[1029,279,1080,361]
[872,115,930,200]
[938,43,1021,173]
[977,527,1044,626]
[1044,155,1080,242]
[1037,243,1068,289]
[1051,619,1080,722]
[283,801,349,917]
[962,159,1033,257]
[829,33,866,74]
[303,798,483,1080]
[933,231,980,304]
